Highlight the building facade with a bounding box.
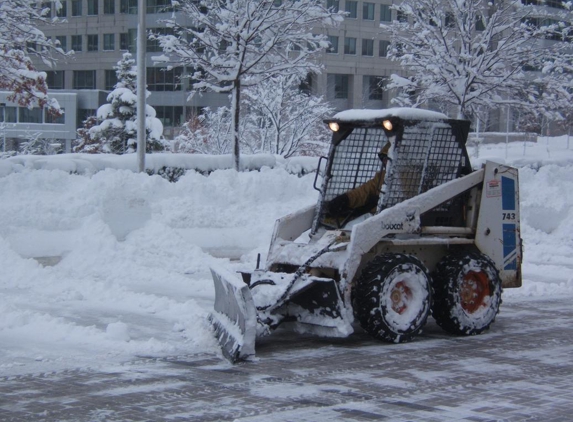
[2,0,403,152]
[2,0,568,152]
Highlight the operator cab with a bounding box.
[313,108,472,234]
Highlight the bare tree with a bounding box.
[0,0,67,111]
[153,0,341,169]
[242,74,332,157]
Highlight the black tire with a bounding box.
[353,253,432,343]
[432,252,502,335]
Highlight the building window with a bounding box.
[476,17,485,31]
[41,2,52,18]
[45,108,65,124]
[0,106,17,123]
[380,4,391,22]
[445,12,454,27]
[71,0,82,16]
[87,0,98,15]
[19,107,43,124]
[379,40,390,57]
[345,0,357,18]
[127,28,137,52]
[120,0,137,13]
[73,70,97,89]
[362,39,374,56]
[299,73,312,95]
[71,35,82,52]
[56,36,67,52]
[120,33,129,50]
[363,2,374,20]
[103,33,115,51]
[334,74,349,99]
[104,0,115,13]
[326,0,339,12]
[46,71,65,89]
[148,28,173,52]
[105,69,118,90]
[147,67,183,91]
[327,35,339,53]
[77,108,97,127]
[366,76,384,100]
[57,0,68,17]
[154,106,184,127]
[344,37,356,54]
[147,0,172,13]
[87,34,98,52]
[26,42,37,53]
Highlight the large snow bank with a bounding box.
[1,135,573,375]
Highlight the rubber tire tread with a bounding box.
[432,251,502,336]
[353,253,432,343]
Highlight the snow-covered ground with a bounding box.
[1,136,573,377]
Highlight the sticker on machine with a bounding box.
[486,179,502,197]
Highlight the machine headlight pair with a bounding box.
[328,119,393,132]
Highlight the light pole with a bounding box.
[136,0,146,172]
[1,103,6,153]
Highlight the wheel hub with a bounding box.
[460,271,491,313]
[390,281,412,314]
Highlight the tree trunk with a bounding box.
[232,80,241,171]
[457,104,466,120]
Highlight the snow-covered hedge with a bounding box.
[0,153,321,180]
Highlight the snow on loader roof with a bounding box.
[332,107,449,122]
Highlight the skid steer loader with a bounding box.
[210,107,522,362]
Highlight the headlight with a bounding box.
[328,122,340,132]
[382,120,393,131]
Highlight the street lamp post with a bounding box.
[1,103,5,153]
[136,0,146,172]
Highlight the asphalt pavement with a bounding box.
[1,297,572,421]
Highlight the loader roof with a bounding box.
[329,108,449,125]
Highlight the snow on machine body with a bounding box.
[210,108,522,362]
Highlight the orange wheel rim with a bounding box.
[460,271,491,313]
[390,281,412,314]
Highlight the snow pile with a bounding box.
[0,166,317,375]
[0,135,572,375]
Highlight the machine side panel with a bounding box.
[475,162,522,288]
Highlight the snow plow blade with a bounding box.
[209,267,257,363]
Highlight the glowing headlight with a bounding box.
[382,120,393,131]
[328,122,340,132]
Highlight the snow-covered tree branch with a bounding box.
[242,75,332,157]
[382,0,565,120]
[153,0,342,169]
[0,0,68,111]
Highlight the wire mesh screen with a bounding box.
[323,128,386,202]
[380,122,464,211]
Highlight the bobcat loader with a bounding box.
[210,108,522,362]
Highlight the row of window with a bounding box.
[327,36,390,57]
[54,33,130,52]
[46,67,184,91]
[327,0,394,22]
[0,106,65,124]
[54,29,173,53]
[328,74,385,101]
[76,105,186,128]
[46,0,173,17]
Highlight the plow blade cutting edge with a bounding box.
[209,267,257,363]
